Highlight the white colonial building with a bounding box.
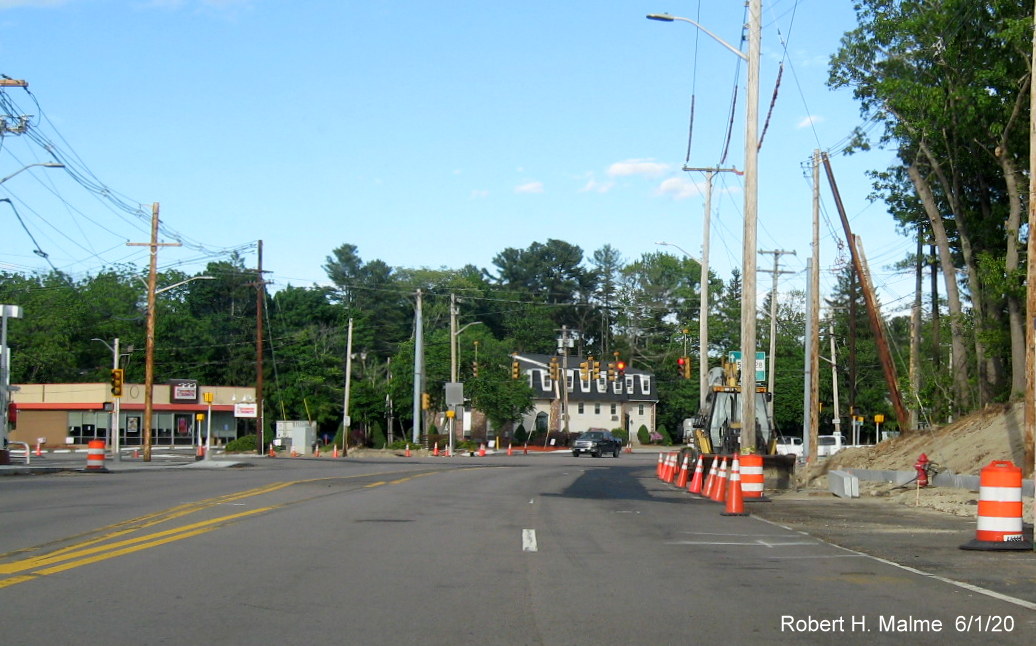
[514,353,657,440]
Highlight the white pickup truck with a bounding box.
[774,436,803,457]
[776,433,848,458]
[816,432,847,457]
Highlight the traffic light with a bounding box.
[511,360,520,379]
[472,361,479,377]
[607,362,616,381]
[616,361,626,379]
[549,358,559,382]
[421,392,431,410]
[579,360,589,382]
[591,358,601,380]
[110,368,124,397]
[676,356,691,379]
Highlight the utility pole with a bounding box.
[808,151,821,462]
[830,319,842,442]
[822,153,910,432]
[683,165,741,409]
[127,203,180,462]
[740,0,762,452]
[759,248,796,419]
[412,290,423,444]
[255,240,265,456]
[343,317,353,456]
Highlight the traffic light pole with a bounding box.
[111,338,121,461]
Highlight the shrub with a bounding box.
[370,421,386,449]
[514,424,528,444]
[225,434,260,453]
[637,425,651,445]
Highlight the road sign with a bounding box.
[727,351,766,383]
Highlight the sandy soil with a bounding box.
[794,401,1034,521]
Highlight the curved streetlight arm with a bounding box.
[137,275,216,295]
[646,13,748,61]
[655,240,702,264]
[0,162,65,186]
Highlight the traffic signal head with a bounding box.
[421,392,431,410]
[110,368,124,397]
[511,360,520,379]
[616,361,626,378]
[682,356,691,379]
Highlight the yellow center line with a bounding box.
[0,466,455,589]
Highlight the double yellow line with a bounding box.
[0,468,452,589]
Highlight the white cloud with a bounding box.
[607,159,670,177]
[470,189,489,199]
[515,181,544,194]
[656,177,705,200]
[580,178,613,194]
[797,115,822,129]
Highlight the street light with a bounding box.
[0,162,65,185]
[141,275,215,462]
[649,2,761,451]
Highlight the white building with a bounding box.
[514,353,657,441]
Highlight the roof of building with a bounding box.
[514,353,658,403]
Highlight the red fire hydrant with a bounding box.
[914,453,930,488]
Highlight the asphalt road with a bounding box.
[1,452,1034,645]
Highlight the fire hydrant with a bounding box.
[914,453,930,488]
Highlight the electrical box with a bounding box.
[275,420,317,453]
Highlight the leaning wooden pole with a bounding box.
[821,153,910,433]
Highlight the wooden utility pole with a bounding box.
[1024,0,1035,488]
[807,150,821,463]
[740,0,762,452]
[127,203,180,462]
[759,248,795,419]
[683,165,742,409]
[822,153,910,433]
[255,240,265,456]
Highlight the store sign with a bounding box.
[169,380,199,403]
[234,403,258,418]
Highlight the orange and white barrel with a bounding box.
[739,453,769,502]
[85,440,107,472]
[961,460,1031,551]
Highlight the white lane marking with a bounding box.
[666,540,819,548]
[522,529,538,552]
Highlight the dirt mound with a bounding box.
[792,401,1033,520]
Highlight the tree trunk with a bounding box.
[997,150,1027,399]
[907,162,971,413]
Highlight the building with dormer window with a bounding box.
[513,353,657,439]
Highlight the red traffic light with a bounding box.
[677,357,686,366]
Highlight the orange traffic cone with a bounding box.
[675,454,690,488]
[478,443,486,457]
[702,457,719,498]
[722,453,749,516]
[507,442,513,456]
[432,442,439,457]
[656,453,665,479]
[710,457,729,503]
[665,453,679,483]
[314,446,321,457]
[268,443,276,458]
[34,442,42,457]
[332,445,339,458]
[133,448,140,459]
[687,455,705,495]
[405,444,411,457]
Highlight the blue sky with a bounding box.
[0,0,914,314]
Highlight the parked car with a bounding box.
[817,432,846,457]
[571,430,622,458]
